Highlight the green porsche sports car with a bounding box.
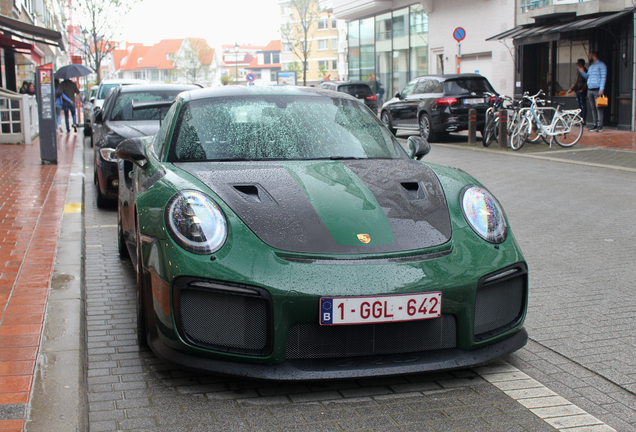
[115,86,528,380]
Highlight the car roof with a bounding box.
[118,84,201,94]
[99,78,149,85]
[325,81,372,86]
[183,85,356,101]
[413,73,487,81]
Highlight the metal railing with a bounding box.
[0,89,39,144]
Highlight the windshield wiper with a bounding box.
[328,156,364,160]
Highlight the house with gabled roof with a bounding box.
[136,39,182,83]
[117,43,151,80]
[245,40,282,85]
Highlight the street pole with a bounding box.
[234,42,239,86]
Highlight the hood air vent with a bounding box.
[401,181,425,200]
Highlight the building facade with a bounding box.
[491,0,636,130]
[0,0,65,91]
[334,0,516,100]
[280,0,346,85]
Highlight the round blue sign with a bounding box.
[453,27,466,43]
[246,73,255,82]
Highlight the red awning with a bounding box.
[0,34,32,53]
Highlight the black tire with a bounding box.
[117,202,129,260]
[511,116,529,151]
[381,111,396,136]
[419,113,436,141]
[96,183,107,209]
[135,216,148,347]
[554,117,584,147]
[483,116,496,147]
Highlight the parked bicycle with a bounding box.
[510,90,584,150]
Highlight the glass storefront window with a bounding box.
[410,4,428,78]
[556,40,587,96]
[346,5,428,98]
[376,12,392,100]
[348,21,360,81]
[360,18,375,83]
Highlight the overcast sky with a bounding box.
[118,0,282,47]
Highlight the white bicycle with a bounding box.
[511,91,584,150]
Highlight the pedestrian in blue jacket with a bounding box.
[580,51,607,132]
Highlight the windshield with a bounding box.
[109,91,181,121]
[98,84,119,100]
[443,78,495,95]
[167,95,405,162]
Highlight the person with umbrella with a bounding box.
[54,64,92,133]
[56,78,79,133]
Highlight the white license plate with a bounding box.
[320,292,441,325]
[464,98,485,104]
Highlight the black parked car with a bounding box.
[93,84,200,207]
[380,74,496,141]
[318,81,379,113]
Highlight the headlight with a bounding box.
[165,191,227,254]
[461,185,507,244]
[99,147,118,162]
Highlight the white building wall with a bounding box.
[427,0,515,95]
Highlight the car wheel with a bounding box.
[419,113,436,141]
[96,178,107,208]
[118,201,129,260]
[135,215,148,347]
[381,111,397,136]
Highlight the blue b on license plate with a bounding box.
[320,292,441,325]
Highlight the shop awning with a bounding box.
[0,14,64,50]
[487,8,635,43]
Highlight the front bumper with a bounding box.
[149,325,527,380]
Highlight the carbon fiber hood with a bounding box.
[174,159,451,254]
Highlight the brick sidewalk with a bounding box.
[576,128,636,151]
[0,134,76,431]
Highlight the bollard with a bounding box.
[498,108,508,149]
[468,108,477,146]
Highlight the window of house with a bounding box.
[167,53,175,61]
[254,71,262,79]
[273,53,280,63]
[331,38,338,50]
[318,60,328,70]
[283,43,292,53]
[239,70,247,77]
[133,72,143,80]
[332,60,338,70]
[318,19,328,30]
[318,39,328,50]
[271,70,277,81]
[264,52,271,64]
[331,19,337,29]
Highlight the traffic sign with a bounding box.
[453,27,466,43]
[246,73,255,83]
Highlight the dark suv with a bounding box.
[380,74,496,140]
[318,81,379,113]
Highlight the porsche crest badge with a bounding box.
[357,234,371,244]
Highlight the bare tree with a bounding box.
[75,0,136,84]
[174,38,213,84]
[280,0,322,86]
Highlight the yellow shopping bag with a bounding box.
[596,95,608,107]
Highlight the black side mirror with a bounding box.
[115,138,148,168]
[407,136,431,160]
[94,109,103,124]
[394,92,402,99]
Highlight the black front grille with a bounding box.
[174,278,272,356]
[474,265,527,341]
[287,315,457,360]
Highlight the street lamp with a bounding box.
[233,42,239,86]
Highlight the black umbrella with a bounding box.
[54,64,93,79]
